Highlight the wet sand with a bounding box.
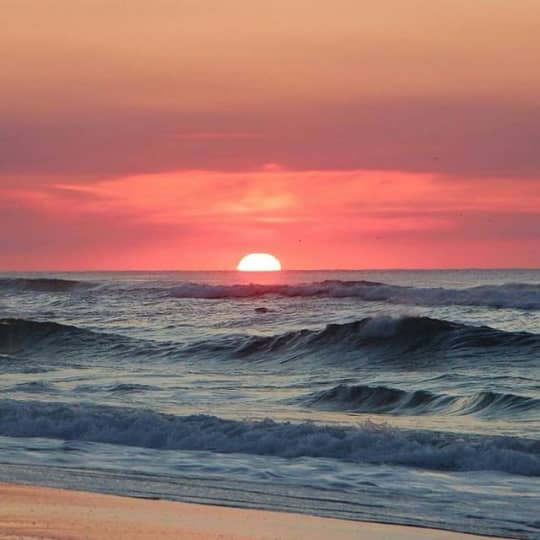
[0,483,507,540]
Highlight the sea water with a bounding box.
[0,270,539,538]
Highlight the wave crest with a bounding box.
[0,399,538,476]
[0,277,93,293]
[230,316,540,362]
[4,316,537,369]
[170,280,540,310]
[303,384,540,418]
[0,318,171,365]
[0,318,95,355]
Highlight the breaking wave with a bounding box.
[228,316,540,363]
[4,277,539,310]
[2,316,539,369]
[0,277,93,293]
[0,399,538,476]
[170,280,540,310]
[303,384,540,418]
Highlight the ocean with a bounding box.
[0,270,539,538]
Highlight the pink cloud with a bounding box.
[1,169,539,270]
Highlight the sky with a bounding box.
[1,0,539,270]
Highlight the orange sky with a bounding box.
[1,1,539,269]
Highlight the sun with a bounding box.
[237,253,282,272]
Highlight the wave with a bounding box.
[170,280,540,310]
[74,383,160,393]
[8,381,57,394]
[4,276,539,309]
[3,316,538,370]
[0,399,538,476]
[228,316,540,364]
[0,277,93,293]
[457,391,540,417]
[0,318,108,355]
[304,384,451,414]
[170,280,383,299]
[0,318,175,366]
[303,384,540,418]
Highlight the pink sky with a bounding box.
[1,1,539,270]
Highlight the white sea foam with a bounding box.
[1,399,538,476]
[169,280,540,309]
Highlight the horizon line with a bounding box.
[1,267,539,273]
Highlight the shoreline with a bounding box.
[0,482,510,540]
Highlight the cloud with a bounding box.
[1,99,540,180]
[1,168,539,269]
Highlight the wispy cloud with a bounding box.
[2,168,538,269]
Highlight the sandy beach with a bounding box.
[0,483,508,540]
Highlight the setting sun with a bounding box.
[237,253,282,272]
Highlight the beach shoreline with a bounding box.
[0,482,510,540]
